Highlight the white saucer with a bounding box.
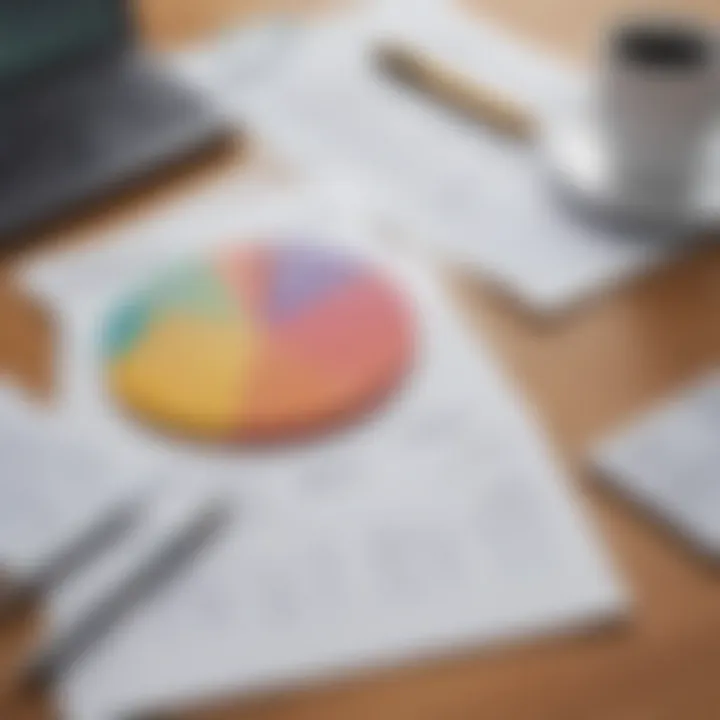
[541,113,720,235]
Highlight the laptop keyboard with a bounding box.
[0,53,223,234]
[71,58,202,152]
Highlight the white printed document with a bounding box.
[174,0,679,312]
[18,177,625,718]
[0,383,147,604]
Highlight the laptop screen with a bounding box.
[0,0,127,87]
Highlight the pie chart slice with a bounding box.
[103,244,416,442]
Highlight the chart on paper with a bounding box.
[103,244,416,442]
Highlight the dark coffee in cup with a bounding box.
[602,19,718,214]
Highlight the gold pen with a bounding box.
[375,42,535,142]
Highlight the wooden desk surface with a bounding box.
[2,1,720,718]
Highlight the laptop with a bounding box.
[0,0,231,239]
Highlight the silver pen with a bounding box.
[21,492,232,689]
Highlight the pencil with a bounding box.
[20,494,231,690]
[375,42,535,141]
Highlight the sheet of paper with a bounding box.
[591,371,720,556]
[18,178,625,718]
[173,0,677,312]
[0,383,147,594]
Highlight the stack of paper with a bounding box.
[18,178,626,718]
[173,0,679,313]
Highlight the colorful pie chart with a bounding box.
[102,243,415,442]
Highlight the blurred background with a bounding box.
[0,1,720,719]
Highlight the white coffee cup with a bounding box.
[602,18,719,217]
